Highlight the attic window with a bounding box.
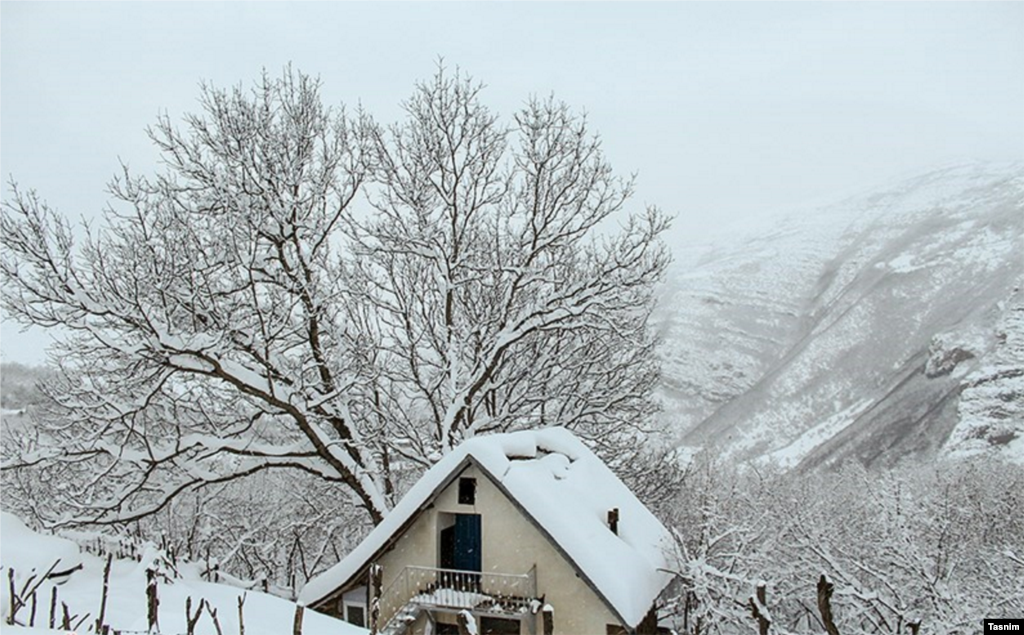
[345,604,366,627]
[458,477,477,505]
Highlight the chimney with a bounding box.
[607,508,619,535]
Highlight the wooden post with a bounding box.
[369,563,383,635]
[607,508,620,535]
[48,586,57,629]
[816,575,841,635]
[457,610,473,635]
[542,604,554,635]
[146,566,160,633]
[7,567,15,625]
[907,618,921,635]
[292,603,305,635]
[96,553,113,634]
[747,582,771,635]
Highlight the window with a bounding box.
[480,616,520,634]
[458,477,476,505]
[345,604,366,627]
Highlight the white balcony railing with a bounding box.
[378,564,537,631]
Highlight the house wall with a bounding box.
[374,464,625,635]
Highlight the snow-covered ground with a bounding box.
[0,512,367,635]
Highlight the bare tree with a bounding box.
[662,456,1024,634]
[1,65,670,529]
[344,68,670,468]
[2,68,391,523]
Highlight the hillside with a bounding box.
[656,162,1024,468]
[0,512,366,635]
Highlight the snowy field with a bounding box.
[0,513,367,635]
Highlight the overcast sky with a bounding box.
[2,2,1023,364]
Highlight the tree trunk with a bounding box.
[748,582,771,635]
[186,597,206,635]
[816,575,841,635]
[292,604,304,635]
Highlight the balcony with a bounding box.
[379,565,538,631]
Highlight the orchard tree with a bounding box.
[1,66,670,528]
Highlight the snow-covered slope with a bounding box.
[0,512,367,635]
[657,162,1024,468]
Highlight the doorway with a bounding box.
[440,513,481,571]
[439,513,482,590]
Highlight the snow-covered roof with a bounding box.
[300,427,674,628]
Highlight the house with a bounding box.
[299,427,676,635]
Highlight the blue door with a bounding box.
[453,514,481,572]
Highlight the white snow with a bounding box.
[760,399,874,469]
[301,427,674,628]
[0,513,85,579]
[458,609,478,635]
[1,512,367,635]
[884,253,925,274]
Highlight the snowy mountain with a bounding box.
[656,162,1024,469]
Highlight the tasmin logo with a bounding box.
[986,619,1024,633]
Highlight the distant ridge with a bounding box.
[656,162,1024,468]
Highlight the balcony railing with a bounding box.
[378,565,537,631]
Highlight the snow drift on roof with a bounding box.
[300,427,674,628]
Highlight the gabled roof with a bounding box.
[299,427,675,628]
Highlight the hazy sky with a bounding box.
[2,2,1023,364]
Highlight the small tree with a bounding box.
[1,65,670,530]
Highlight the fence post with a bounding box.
[49,586,57,628]
[146,567,160,633]
[7,567,15,625]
